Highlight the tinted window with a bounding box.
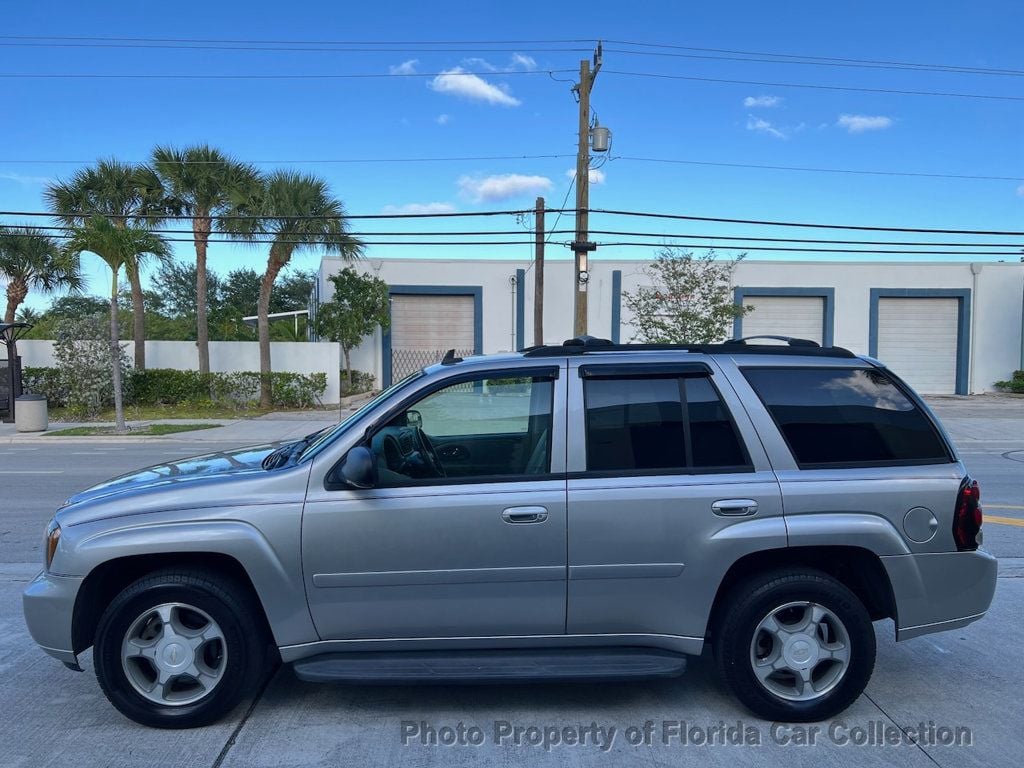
[370,374,554,485]
[583,376,749,473]
[742,367,951,467]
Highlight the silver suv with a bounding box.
[23,336,997,728]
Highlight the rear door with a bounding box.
[565,356,785,644]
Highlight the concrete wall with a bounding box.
[320,257,1024,394]
[18,340,342,404]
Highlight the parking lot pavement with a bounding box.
[2,562,1020,768]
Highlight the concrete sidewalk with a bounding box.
[0,409,351,445]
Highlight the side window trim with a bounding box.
[580,372,754,477]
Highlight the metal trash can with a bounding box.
[15,394,48,433]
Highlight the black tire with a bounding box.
[714,568,875,722]
[93,569,271,728]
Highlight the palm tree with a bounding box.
[63,218,171,433]
[0,226,82,326]
[232,171,360,408]
[45,158,170,369]
[149,145,260,375]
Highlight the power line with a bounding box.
[0,35,594,45]
[3,153,1018,184]
[19,221,1023,247]
[606,39,1024,77]
[15,229,1022,256]
[0,207,556,220]
[0,153,575,165]
[0,69,573,80]
[590,208,1024,236]
[6,206,1024,236]
[603,46,1024,78]
[602,69,1024,102]
[0,41,591,54]
[613,156,1024,182]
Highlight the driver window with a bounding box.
[370,374,554,485]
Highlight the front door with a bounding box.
[302,365,567,640]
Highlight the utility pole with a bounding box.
[533,196,545,346]
[572,42,602,337]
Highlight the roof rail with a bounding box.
[521,337,855,358]
[725,335,820,348]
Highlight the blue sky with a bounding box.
[2,0,1023,307]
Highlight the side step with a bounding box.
[292,647,687,685]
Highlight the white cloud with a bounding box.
[743,95,781,108]
[1015,184,1024,197]
[458,173,552,202]
[0,170,53,186]
[565,168,606,185]
[382,202,457,215]
[388,59,418,76]
[746,115,786,139]
[509,53,537,71]
[435,113,451,125]
[837,114,893,133]
[428,67,521,106]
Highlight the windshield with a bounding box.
[298,370,425,462]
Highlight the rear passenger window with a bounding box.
[742,367,951,468]
[583,375,750,473]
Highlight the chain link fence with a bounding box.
[391,348,474,382]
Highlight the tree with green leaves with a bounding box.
[63,217,171,433]
[45,159,170,369]
[229,171,360,407]
[150,145,261,375]
[0,226,82,326]
[314,267,390,389]
[623,248,751,344]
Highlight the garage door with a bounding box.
[876,298,959,394]
[741,295,825,345]
[389,294,476,383]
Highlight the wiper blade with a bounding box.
[261,428,329,470]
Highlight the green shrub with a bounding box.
[340,369,376,397]
[28,367,328,409]
[995,371,1024,394]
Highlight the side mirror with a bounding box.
[405,409,423,429]
[334,445,376,489]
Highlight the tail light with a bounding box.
[953,477,982,551]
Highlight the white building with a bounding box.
[316,256,1024,396]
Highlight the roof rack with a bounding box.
[521,335,856,359]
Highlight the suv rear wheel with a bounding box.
[93,569,271,728]
[714,568,875,722]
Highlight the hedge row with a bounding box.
[24,367,328,409]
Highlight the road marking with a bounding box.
[989,504,1024,511]
[986,515,1024,528]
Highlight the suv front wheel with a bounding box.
[93,569,271,728]
[715,568,876,722]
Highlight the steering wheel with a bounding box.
[414,427,447,478]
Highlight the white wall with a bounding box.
[18,340,342,404]
[320,257,1024,395]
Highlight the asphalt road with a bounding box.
[0,438,1021,767]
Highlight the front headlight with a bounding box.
[44,519,61,571]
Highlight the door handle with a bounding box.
[712,499,759,517]
[502,506,549,524]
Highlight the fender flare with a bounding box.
[73,518,317,647]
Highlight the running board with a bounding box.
[292,647,687,685]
